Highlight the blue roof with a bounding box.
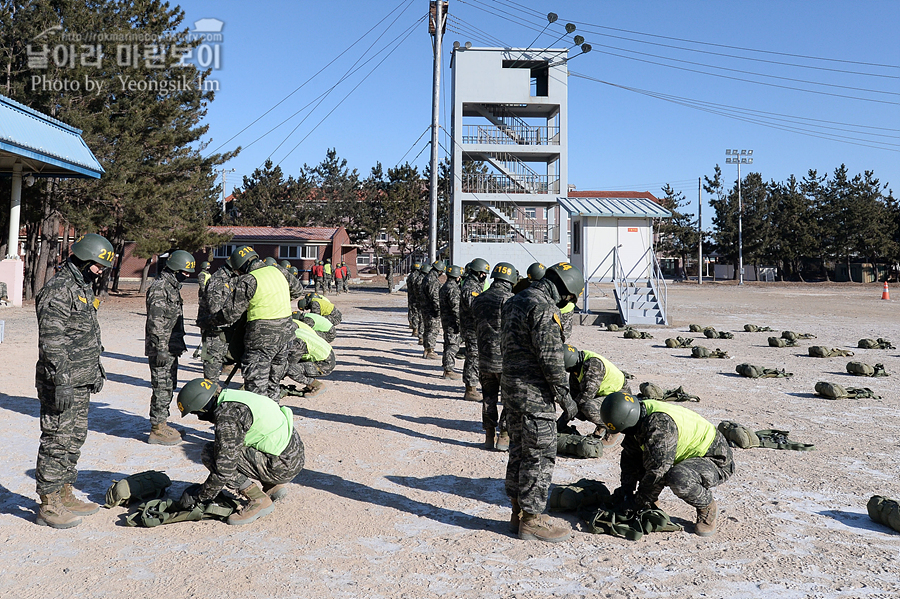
[0,93,103,178]
[558,196,672,219]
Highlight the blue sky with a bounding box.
[179,0,899,229]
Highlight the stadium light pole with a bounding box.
[725,149,753,286]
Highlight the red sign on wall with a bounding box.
[627,227,638,232]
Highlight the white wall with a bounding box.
[574,216,653,282]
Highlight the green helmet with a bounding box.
[563,344,581,371]
[433,259,446,273]
[291,310,301,320]
[421,262,433,274]
[177,378,217,417]
[280,260,292,269]
[71,233,115,268]
[447,265,463,278]
[289,266,299,277]
[297,296,309,310]
[264,257,277,267]
[527,262,546,281]
[166,250,196,273]
[200,261,210,271]
[545,262,585,297]
[317,260,323,265]
[491,262,518,284]
[599,391,641,433]
[470,258,490,275]
[412,262,422,271]
[229,246,258,271]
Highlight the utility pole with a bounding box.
[217,168,235,216]
[698,177,702,285]
[427,0,447,263]
[725,149,753,286]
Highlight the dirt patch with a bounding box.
[1,281,898,598]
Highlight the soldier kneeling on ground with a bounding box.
[175,378,305,526]
[600,391,734,537]
[285,316,336,397]
[558,344,631,445]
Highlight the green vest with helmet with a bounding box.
[303,312,333,332]
[560,301,575,314]
[247,266,292,321]
[578,350,625,396]
[218,389,294,455]
[324,263,332,275]
[642,400,716,464]
[198,271,211,288]
[293,320,333,362]
[309,294,334,315]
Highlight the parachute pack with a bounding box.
[548,479,611,512]
[703,328,734,340]
[735,363,793,378]
[639,382,700,402]
[858,338,895,350]
[744,324,774,332]
[781,331,816,341]
[717,421,814,451]
[814,382,882,400]
[125,494,242,527]
[768,337,798,348]
[868,496,900,533]
[624,328,654,339]
[665,336,694,348]
[808,346,854,358]
[846,361,889,377]
[584,507,683,541]
[104,470,172,508]
[606,323,621,332]
[688,324,703,332]
[691,346,729,359]
[556,433,604,459]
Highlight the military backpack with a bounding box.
[104,470,172,508]
[809,346,854,358]
[867,496,900,533]
[846,361,888,377]
[717,421,760,449]
[556,433,604,459]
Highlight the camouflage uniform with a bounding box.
[560,306,574,341]
[620,402,735,509]
[407,269,424,335]
[472,279,514,433]
[301,314,336,343]
[500,278,573,515]
[34,261,105,496]
[439,277,462,372]
[197,396,305,502]
[145,270,187,426]
[419,269,442,352]
[568,357,632,426]
[197,266,236,381]
[286,339,336,386]
[459,273,483,388]
[219,263,303,400]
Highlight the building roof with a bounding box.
[559,191,671,219]
[0,93,104,178]
[209,226,340,242]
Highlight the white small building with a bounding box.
[560,191,671,325]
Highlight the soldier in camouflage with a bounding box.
[439,265,464,380]
[406,262,424,342]
[299,292,343,326]
[418,261,443,360]
[34,233,114,528]
[176,379,305,525]
[601,391,735,537]
[296,310,337,343]
[197,261,236,381]
[145,249,195,446]
[500,262,583,542]
[558,345,630,442]
[460,259,490,401]
[285,317,336,396]
[472,262,518,451]
[216,246,303,401]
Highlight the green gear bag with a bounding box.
[768,337,789,348]
[782,330,799,342]
[867,496,900,533]
[689,324,703,332]
[639,382,664,400]
[845,387,882,399]
[703,327,718,339]
[104,470,172,508]
[665,337,693,348]
[744,324,773,332]
[877,338,896,349]
[809,346,854,358]
[692,346,711,358]
[548,479,611,512]
[584,507,683,541]
[556,433,604,458]
[717,421,760,448]
[858,338,879,349]
[846,361,876,376]
[815,381,847,399]
[737,363,792,378]
[125,494,242,527]
[607,323,620,332]
[755,429,815,451]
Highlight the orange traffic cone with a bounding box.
[882,281,891,300]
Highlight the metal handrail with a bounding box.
[462,124,560,145]
[610,246,668,324]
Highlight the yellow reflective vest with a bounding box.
[293,320,333,362]
[247,266,291,321]
[642,400,716,464]
[218,389,294,455]
[578,350,625,396]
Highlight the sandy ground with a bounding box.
[1,279,899,599]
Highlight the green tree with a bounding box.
[655,184,699,279]
[767,175,818,281]
[302,148,360,226]
[229,160,308,227]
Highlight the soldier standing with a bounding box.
[197,261,212,292]
[472,262,518,451]
[197,260,236,382]
[34,233,115,528]
[218,246,303,400]
[145,250,195,445]
[419,261,443,360]
[600,391,735,536]
[406,262,424,342]
[460,258,490,401]
[439,265,464,380]
[313,260,325,294]
[176,378,305,525]
[333,259,344,294]
[500,262,583,542]
[323,258,334,293]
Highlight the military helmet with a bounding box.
[289,266,299,277]
[200,261,210,271]
[599,391,641,433]
[280,260,292,269]
[527,262,546,281]
[421,262,433,274]
[447,265,463,278]
[296,296,309,310]
[563,344,581,371]
[545,262,585,297]
[71,233,115,268]
[229,246,258,270]
[166,250,196,273]
[291,310,301,320]
[412,262,422,271]
[264,257,277,267]
[491,262,518,284]
[469,258,490,275]
[433,259,446,273]
[177,378,217,417]
[325,258,331,263]
[316,260,323,265]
